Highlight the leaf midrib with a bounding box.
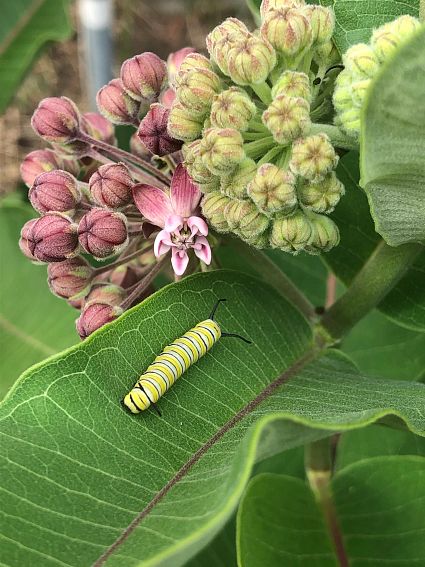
[92,347,320,566]
[0,0,44,54]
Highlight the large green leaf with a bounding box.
[320,0,419,53]
[0,0,72,112]
[0,203,77,399]
[238,456,425,566]
[326,152,425,332]
[1,270,425,566]
[361,25,425,246]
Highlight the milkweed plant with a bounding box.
[4,0,425,565]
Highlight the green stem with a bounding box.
[244,136,276,159]
[94,247,148,275]
[309,123,358,150]
[277,147,291,169]
[228,238,316,321]
[120,255,169,310]
[257,146,283,166]
[420,0,425,22]
[320,240,423,340]
[250,82,272,105]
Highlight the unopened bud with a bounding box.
[227,35,276,85]
[81,112,115,145]
[391,15,421,38]
[351,78,371,108]
[19,219,38,261]
[89,163,133,209]
[21,149,62,187]
[290,133,338,181]
[337,107,361,138]
[224,198,249,230]
[371,27,400,63]
[248,164,297,215]
[304,212,340,254]
[333,71,353,113]
[200,128,245,175]
[270,209,313,252]
[262,95,311,145]
[76,301,123,339]
[206,18,250,74]
[260,0,306,20]
[120,52,167,101]
[96,79,140,125]
[303,5,335,45]
[271,70,311,100]
[261,7,312,57]
[47,257,94,299]
[176,68,221,115]
[176,53,214,80]
[29,170,81,215]
[344,43,380,79]
[201,192,232,233]
[130,132,152,159]
[138,103,183,156]
[239,230,270,249]
[85,284,126,305]
[210,87,257,131]
[314,40,339,64]
[28,212,79,263]
[298,172,344,213]
[221,158,257,199]
[184,140,216,184]
[161,88,176,109]
[31,97,81,143]
[168,102,204,142]
[78,209,128,259]
[198,177,221,194]
[237,204,270,239]
[167,47,196,85]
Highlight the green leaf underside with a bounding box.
[0,0,72,112]
[1,271,425,567]
[326,152,425,332]
[361,25,425,246]
[0,204,77,399]
[186,518,237,567]
[319,0,419,53]
[238,456,425,566]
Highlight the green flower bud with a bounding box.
[185,142,216,184]
[198,177,221,194]
[176,53,214,80]
[271,71,311,101]
[239,230,270,249]
[221,158,257,199]
[227,35,277,85]
[290,133,338,181]
[371,27,400,63]
[337,107,361,138]
[168,102,204,141]
[262,95,311,145]
[298,172,344,213]
[238,206,270,239]
[176,68,221,116]
[304,212,340,254]
[303,5,335,45]
[333,71,353,113]
[261,7,312,57]
[343,43,380,79]
[248,163,297,215]
[390,15,421,38]
[206,18,251,75]
[351,78,371,108]
[224,198,247,230]
[200,128,245,175]
[210,87,257,131]
[314,40,340,65]
[270,209,313,252]
[202,192,232,233]
[260,0,306,21]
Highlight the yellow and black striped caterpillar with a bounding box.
[123,299,251,415]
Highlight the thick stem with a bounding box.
[305,439,349,567]
[309,123,358,151]
[244,136,276,159]
[321,240,423,339]
[250,82,272,105]
[228,238,316,321]
[120,255,168,310]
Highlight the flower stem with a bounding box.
[86,149,163,186]
[94,247,148,275]
[120,255,169,310]
[228,238,316,321]
[250,82,272,105]
[257,145,283,166]
[244,136,276,159]
[320,240,423,340]
[309,123,359,150]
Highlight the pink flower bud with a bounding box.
[96,79,140,125]
[89,163,133,209]
[78,209,128,259]
[81,112,116,145]
[76,301,123,339]
[20,149,62,187]
[120,52,167,101]
[28,212,79,263]
[29,170,81,215]
[47,257,94,299]
[31,97,81,143]
[19,219,38,260]
[137,103,183,156]
[85,283,126,305]
[167,47,196,85]
[129,132,152,159]
[160,87,176,108]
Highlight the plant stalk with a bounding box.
[94,248,148,275]
[120,255,168,309]
[420,0,425,22]
[250,82,272,105]
[309,123,359,150]
[321,240,423,339]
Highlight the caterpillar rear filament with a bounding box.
[123,299,251,415]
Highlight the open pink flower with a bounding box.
[133,164,211,275]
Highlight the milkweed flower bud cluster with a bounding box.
[170,0,343,254]
[333,15,421,138]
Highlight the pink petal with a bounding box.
[170,164,201,218]
[165,214,184,233]
[171,248,189,276]
[193,236,211,265]
[161,88,176,108]
[154,230,173,257]
[132,184,172,228]
[187,216,208,236]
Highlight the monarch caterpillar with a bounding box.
[123,299,251,415]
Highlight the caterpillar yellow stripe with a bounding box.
[122,299,251,415]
